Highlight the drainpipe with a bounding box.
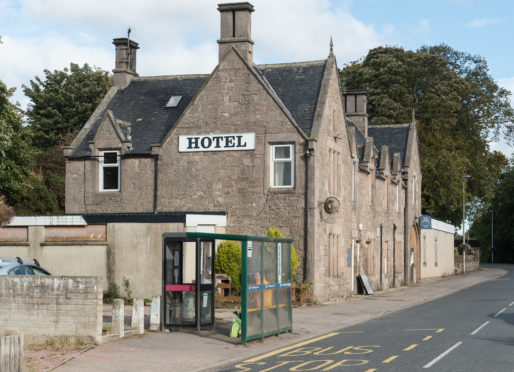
[403,172,409,286]
[393,224,397,287]
[380,224,384,290]
[303,148,311,283]
[153,155,159,213]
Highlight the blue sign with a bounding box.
[420,215,432,229]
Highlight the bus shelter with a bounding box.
[162,232,293,345]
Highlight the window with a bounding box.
[270,144,294,187]
[165,95,182,107]
[100,151,120,191]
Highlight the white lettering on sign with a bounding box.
[179,133,255,152]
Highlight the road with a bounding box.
[222,264,514,371]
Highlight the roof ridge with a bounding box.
[133,74,210,81]
[369,123,410,128]
[257,60,326,69]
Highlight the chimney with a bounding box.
[343,90,368,137]
[112,38,139,88]
[217,2,254,65]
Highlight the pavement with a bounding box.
[56,267,507,371]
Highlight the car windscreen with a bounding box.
[31,266,50,275]
[9,265,33,275]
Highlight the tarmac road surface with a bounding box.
[56,265,508,371]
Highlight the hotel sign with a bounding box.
[179,133,255,152]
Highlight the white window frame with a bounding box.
[99,150,120,191]
[270,144,294,188]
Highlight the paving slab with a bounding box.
[56,267,506,372]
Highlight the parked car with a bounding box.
[0,257,51,275]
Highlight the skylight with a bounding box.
[165,96,182,108]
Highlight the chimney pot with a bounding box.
[112,37,139,88]
[217,2,254,65]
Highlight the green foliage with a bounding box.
[266,227,299,279]
[104,281,121,303]
[0,80,37,209]
[470,163,514,263]
[0,196,15,223]
[122,276,133,301]
[8,63,111,215]
[13,175,60,215]
[340,45,514,225]
[24,63,112,150]
[215,241,242,293]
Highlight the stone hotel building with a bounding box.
[63,2,422,301]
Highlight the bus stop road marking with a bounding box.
[244,332,340,363]
[404,328,444,333]
[404,344,418,351]
[382,355,398,363]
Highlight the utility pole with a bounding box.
[462,175,470,274]
[491,208,494,264]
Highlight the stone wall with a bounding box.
[159,50,307,261]
[0,333,23,372]
[455,248,480,274]
[0,221,188,299]
[0,225,108,290]
[65,156,155,214]
[0,276,102,342]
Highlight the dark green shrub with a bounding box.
[215,241,242,294]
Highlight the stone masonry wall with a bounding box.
[65,155,155,214]
[0,276,102,342]
[158,50,307,260]
[309,57,354,302]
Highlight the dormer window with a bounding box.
[165,96,182,108]
[100,151,120,191]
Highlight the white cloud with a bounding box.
[2,0,387,109]
[0,35,112,109]
[466,17,503,28]
[414,19,431,34]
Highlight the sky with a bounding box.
[1,0,513,157]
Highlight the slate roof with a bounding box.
[72,75,208,157]
[70,60,327,158]
[256,61,326,135]
[368,124,410,164]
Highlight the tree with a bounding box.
[0,80,36,209]
[0,196,15,224]
[19,63,112,214]
[470,162,514,263]
[340,45,514,225]
[23,63,112,150]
